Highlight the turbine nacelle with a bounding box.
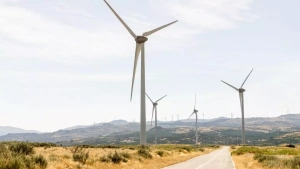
[194,110,198,113]
[239,88,246,92]
[153,103,158,106]
[135,36,148,43]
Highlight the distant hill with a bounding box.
[0,126,40,136]
[1,114,300,144]
[0,122,151,142]
[62,120,128,130]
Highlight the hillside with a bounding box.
[0,126,40,136]
[0,114,300,145]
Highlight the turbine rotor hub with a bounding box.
[154,103,158,106]
[194,110,198,113]
[135,36,148,43]
[239,88,246,92]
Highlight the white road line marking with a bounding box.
[195,148,225,169]
[231,154,236,169]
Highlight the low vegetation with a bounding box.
[0,142,48,169]
[70,146,90,164]
[0,141,218,169]
[231,145,300,169]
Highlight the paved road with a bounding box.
[163,146,235,169]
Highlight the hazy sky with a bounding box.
[1,0,299,132]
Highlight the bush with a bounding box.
[0,156,25,169]
[182,147,192,152]
[119,152,131,159]
[100,151,130,163]
[100,156,110,162]
[111,151,122,164]
[33,155,48,169]
[156,150,166,157]
[98,145,120,149]
[0,142,48,169]
[9,143,34,155]
[254,154,278,163]
[231,146,261,155]
[138,148,152,159]
[285,144,296,148]
[71,146,89,164]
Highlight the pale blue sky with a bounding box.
[0,0,299,132]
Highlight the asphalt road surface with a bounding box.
[163,146,235,169]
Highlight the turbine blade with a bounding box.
[156,95,167,103]
[241,68,254,88]
[103,0,136,38]
[145,93,154,104]
[188,112,194,119]
[221,80,239,91]
[151,106,155,126]
[142,20,178,37]
[194,94,196,110]
[130,43,142,101]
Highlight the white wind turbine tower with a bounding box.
[103,0,177,145]
[221,69,254,145]
[188,94,199,145]
[146,93,166,144]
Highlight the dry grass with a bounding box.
[34,145,218,169]
[230,146,300,169]
[232,153,271,169]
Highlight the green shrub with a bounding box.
[156,150,166,157]
[119,152,131,159]
[276,149,298,155]
[33,155,48,169]
[111,151,122,164]
[71,146,89,164]
[231,146,261,155]
[98,145,120,149]
[137,148,152,159]
[100,156,110,162]
[254,154,278,163]
[182,147,192,152]
[9,143,34,155]
[0,156,25,169]
[100,151,130,163]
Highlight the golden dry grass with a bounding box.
[230,146,300,169]
[34,146,218,169]
[232,153,269,169]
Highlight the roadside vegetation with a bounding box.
[0,142,49,169]
[231,145,300,169]
[0,142,219,169]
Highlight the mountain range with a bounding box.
[0,114,299,145]
[0,126,40,136]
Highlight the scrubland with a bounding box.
[231,145,300,169]
[0,142,219,169]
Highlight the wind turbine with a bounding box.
[146,93,166,144]
[221,69,254,145]
[188,94,198,145]
[103,0,177,145]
